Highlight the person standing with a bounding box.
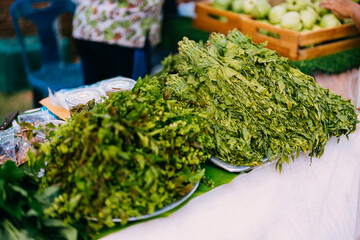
[72,0,164,85]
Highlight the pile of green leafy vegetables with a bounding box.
[25,28,358,236]
[161,29,358,170]
[0,161,77,240]
[31,75,213,232]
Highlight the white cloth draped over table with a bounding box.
[102,69,360,240]
[102,122,360,240]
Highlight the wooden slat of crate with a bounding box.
[239,15,300,59]
[298,36,360,60]
[193,2,241,34]
[240,15,360,60]
[299,24,360,46]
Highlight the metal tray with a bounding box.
[209,156,271,173]
[90,181,200,223]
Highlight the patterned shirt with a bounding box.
[72,0,164,48]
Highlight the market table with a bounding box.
[101,122,360,240]
[99,69,360,240]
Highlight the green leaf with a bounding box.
[69,194,82,212]
[59,226,78,240]
[42,219,67,228]
[10,185,28,197]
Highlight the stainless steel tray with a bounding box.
[209,156,271,173]
[90,181,200,223]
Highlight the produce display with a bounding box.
[162,29,358,169]
[2,24,359,239]
[31,75,213,231]
[212,0,353,31]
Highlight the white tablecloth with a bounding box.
[102,70,360,240]
[102,129,360,240]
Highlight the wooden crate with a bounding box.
[193,2,242,35]
[193,2,360,60]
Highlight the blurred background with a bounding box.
[4,0,357,121]
[0,0,76,119]
[0,0,208,120]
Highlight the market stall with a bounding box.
[2,1,360,239]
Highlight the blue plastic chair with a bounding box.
[132,49,147,80]
[10,0,84,106]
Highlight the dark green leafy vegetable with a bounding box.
[162,29,358,171]
[69,99,96,116]
[32,75,213,232]
[0,161,77,240]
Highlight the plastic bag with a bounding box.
[0,127,38,166]
[0,128,16,164]
[35,120,66,143]
[17,108,57,124]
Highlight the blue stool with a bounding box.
[10,0,84,106]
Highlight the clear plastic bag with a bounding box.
[0,128,16,165]
[1,108,58,166]
[17,108,57,124]
[35,120,66,143]
[16,139,36,166]
[0,126,39,166]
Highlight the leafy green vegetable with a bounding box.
[161,54,181,74]
[32,75,213,232]
[0,161,77,240]
[24,28,359,237]
[162,29,358,171]
[69,99,96,116]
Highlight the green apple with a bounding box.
[300,7,318,29]
[281,11,303,31]
[232,0,246,13]
[320,14,341,28]
[269,5,287,24]
[286,0,312,11]
[313,1,330,16]
[312,24,323,30]
[213,0,232,10]
[243,0,256,14]
[251,0,271,19]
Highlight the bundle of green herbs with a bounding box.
[162,29,358,170]
[31,75,213,231]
